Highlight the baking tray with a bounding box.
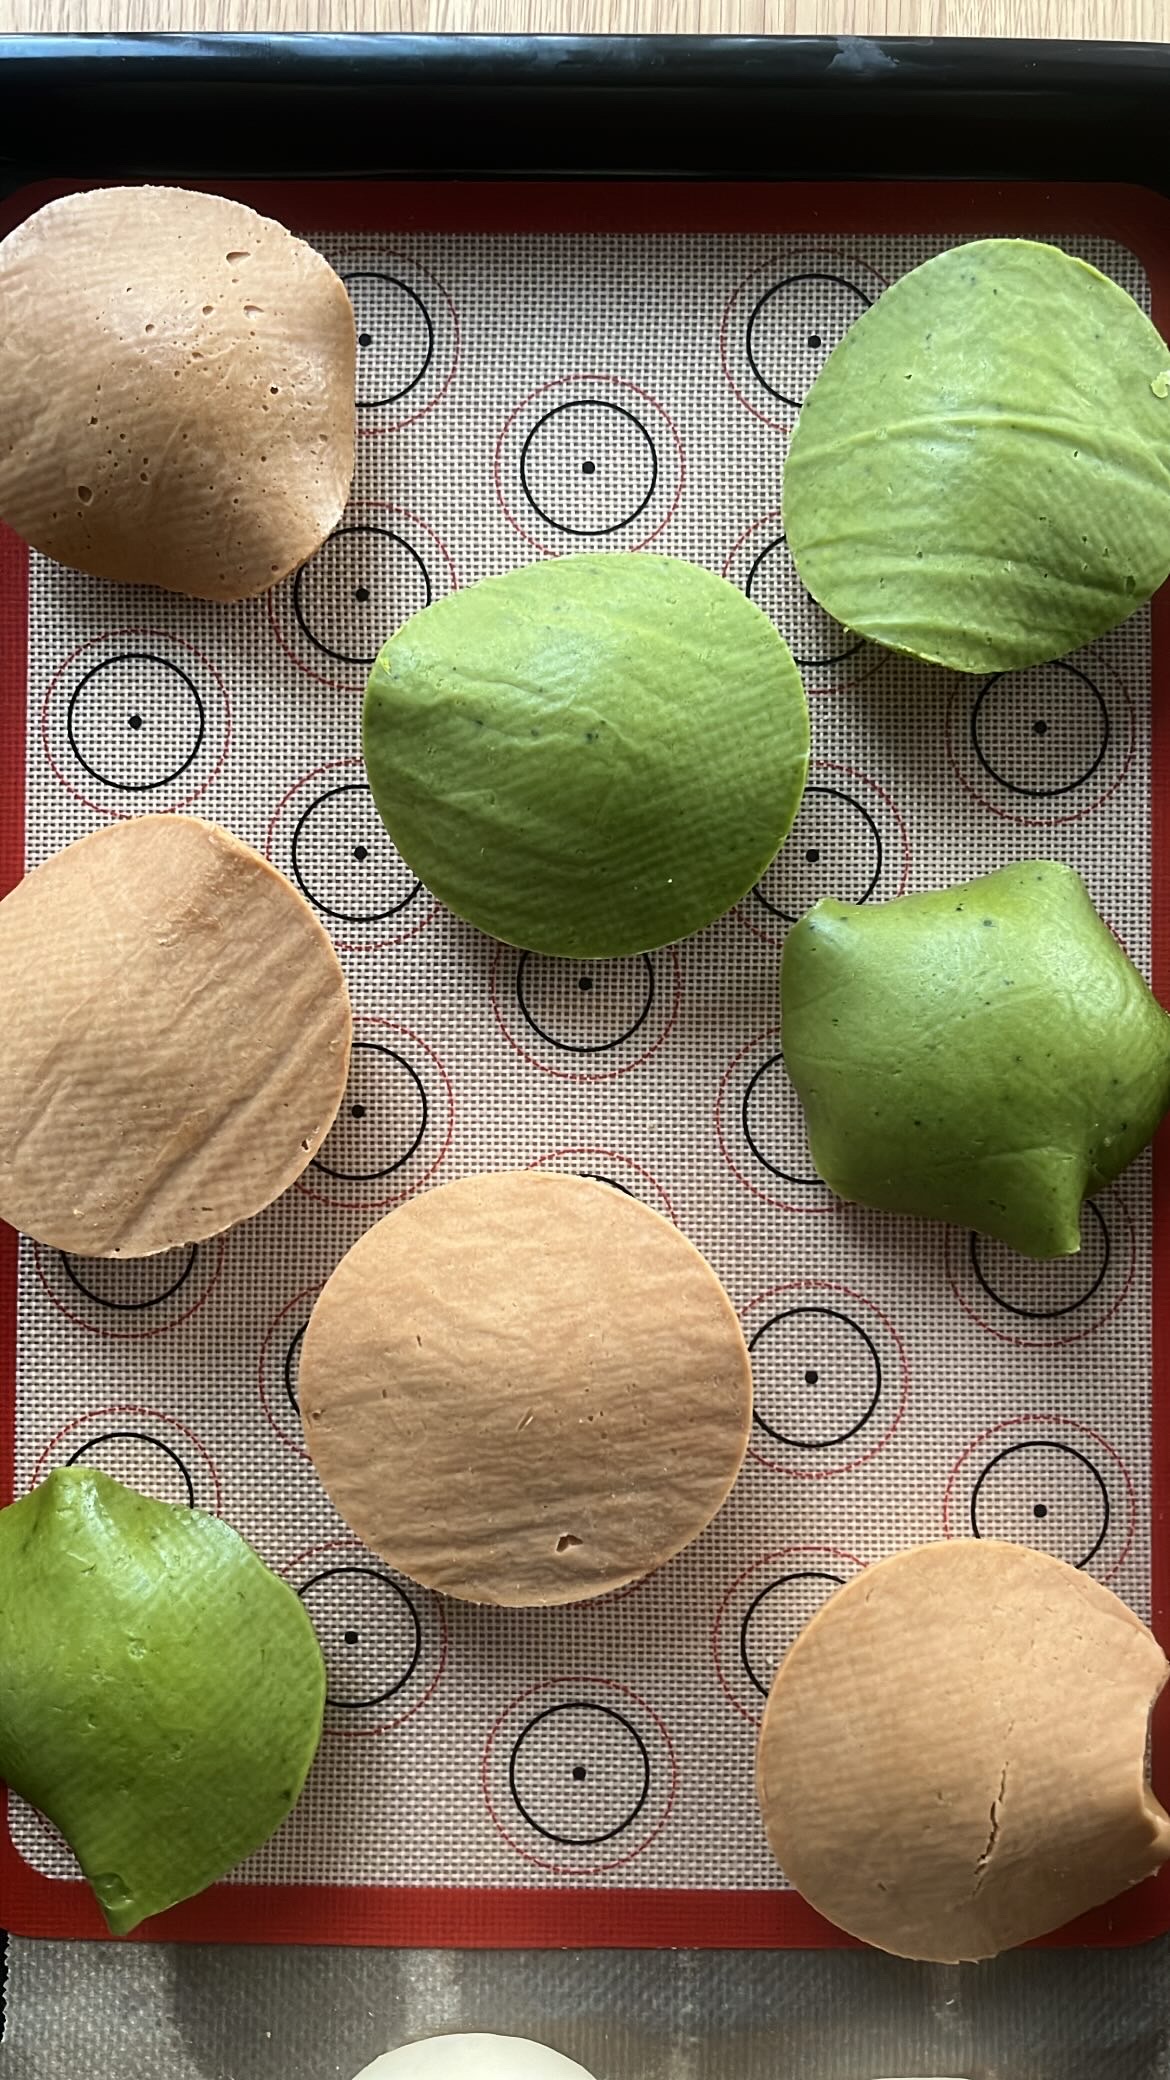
[4,30,1170,2080]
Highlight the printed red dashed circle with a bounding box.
[944,652,1136,828]
[348,252,461,438]
[742,1276,911,1479]
[264,754,440,954]
[718,251,888,434]
[712,1542,867,1727]
[265,502,459,695]
[733,757,912,952]
[942,1413,1138,1585]
[493,372,686,557]
[715,1027,833,1218]
[32,1233,226,1343]
[257,1284,321,1461]
[721,509,886,699]
[481,1674,679,1876]
[490,942,684,1084]
[294,1015,455,1214]
[525,1146,678,1224]
[945,1187,1137,1350]
[30,1403,223,1515]
[281,1536,450,1738]
[39,625,232,819]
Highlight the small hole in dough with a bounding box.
[244,304,263,319]
[77,485,92,503]
[556,1534,583,1554]
[226,250,250,263]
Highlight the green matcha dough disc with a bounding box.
[362,552,809,958]
[780,861,1170,1258]
[783,238,1170,673]
[0,1467,326,1934]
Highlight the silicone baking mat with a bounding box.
[1,177,1169,1953]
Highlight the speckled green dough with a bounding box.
[0,1468,326,1934]
[362,553,809,959]
[783,239,1170,673]
[780,862,1170,1258]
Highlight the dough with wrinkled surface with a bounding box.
[0,814,352,1255]
[756,1540,1170,1961]
[0,185,354,598]
[300,1171,753,1606]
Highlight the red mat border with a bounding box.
[1,173,1170,1950]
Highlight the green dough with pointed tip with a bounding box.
[783,238,1170,673]
[362,553,809,958]
[0,1468,326,1934]
[780,862,1170,1258]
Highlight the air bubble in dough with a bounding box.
[351,2037,598,2079]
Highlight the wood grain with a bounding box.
[0,0,1164,39]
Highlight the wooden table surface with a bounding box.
[0,0,1163,42]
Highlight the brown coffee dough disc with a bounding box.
[756,1540,1170,1962]
[0,186,354,599]
[0,815,352,1256]
[299,1171,754,1606]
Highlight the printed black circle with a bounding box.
[516,953,655,1054]
[312,1042,428,1182]
[750,1307,882,1450]
[292,525,432,667]
[65,1430,195,1508]
[970,1440,1110,1569]
[519,399,658,537]
[753,785,883,922]
[971,661,1110,798]
[61,1245,198,1314]
[283,1323,306,1419]
[971,1201,1111,1320]
[345,271,435,410]
[745,274,872,408]
[741,1055,821,1188]
[66,653,205,793]
[746,538,864,670]
[508,1701,651,1846]
[740,1569,844,1697]
[290,781,420,924]
[298,1565,422,1709]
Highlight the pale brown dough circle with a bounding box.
[0,185,355,599]
[299,1171,754,1606]
[756,1540,1170,1962]
[0,815,352,1256]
